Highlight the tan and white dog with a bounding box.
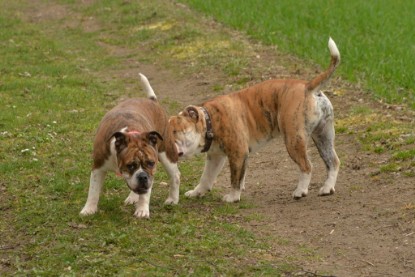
[80,74,180,218]
[169,38,340,203]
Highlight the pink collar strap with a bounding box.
[127,130,141,135]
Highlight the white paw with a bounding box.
[185,189,207,198]
[124,192,140,205]
[222,191,241,203]
[134,207,150,218]
[292,188,308,199]
[80,206,97,216]
[164,197,179,205]
[318,185,335,196]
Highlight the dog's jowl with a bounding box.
[169,38,341,203]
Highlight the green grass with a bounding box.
[0,0,299,275]
[394,149,415,161]
[336,106,414,175]
[180,0,415,109]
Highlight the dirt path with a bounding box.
[22,1,415,276]
[236,111,415,276]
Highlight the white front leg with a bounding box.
[185,153,226,198]
[134,188,152,218]
[80,169,107,215]
[124,190,140,205]
[159,152,181,205]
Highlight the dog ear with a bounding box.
[185,106,199,122]
[145,131,163,148]
[112,132,129,154]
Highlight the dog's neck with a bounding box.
[200,106,214,153]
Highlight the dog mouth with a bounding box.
[179,148,201,160]
[123,171,153,195]
[133,187,148,194]
[134,171,152,194]
[178,152,193,160]
[175,144,193,159]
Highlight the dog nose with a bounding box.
[137,172,148,185]
[178,152,184,157]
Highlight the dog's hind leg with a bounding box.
[285,134,313,199]
[80,168,107,215]
[185,153,226,198]
[159,152,181,205]
[312,120,340,196]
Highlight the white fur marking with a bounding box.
[223,189,241,203]
[80,169,107,215]
[185,153,226,198]
[328,37,340,60]
[158,152,180,205]
[134,188,151,218]
[124,191,140,205]
[319,167,338,195]
[139,73,157,100]
[292,171,312,198]
[176,128,203,159]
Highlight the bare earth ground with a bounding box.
[17,1,415,276]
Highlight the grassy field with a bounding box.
[181,0,415,109]
[1,0,414,276]
[0,0,296,275]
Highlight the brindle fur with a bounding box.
[170,38,340,202]
[80,74,180,218]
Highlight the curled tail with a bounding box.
[139,73,157,101]
[306,37,340,92]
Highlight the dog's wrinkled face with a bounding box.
[169,106,204,159]
[112,131,163,194]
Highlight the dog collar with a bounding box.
[201,107,214,153]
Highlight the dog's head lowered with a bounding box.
[169,105,206,159]
[111,131,163,194]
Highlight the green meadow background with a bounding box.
[181,0,415,109]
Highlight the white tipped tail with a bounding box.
[139,73,157,100]
[306,37,341,92]
[328,37,340,61]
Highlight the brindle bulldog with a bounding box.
[169,38,340,203]
[80,74,180,218]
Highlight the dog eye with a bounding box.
[146,161,155,169]
[127,163,137,172]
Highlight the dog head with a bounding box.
[169,105,206,159]
[111,131,163,194]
